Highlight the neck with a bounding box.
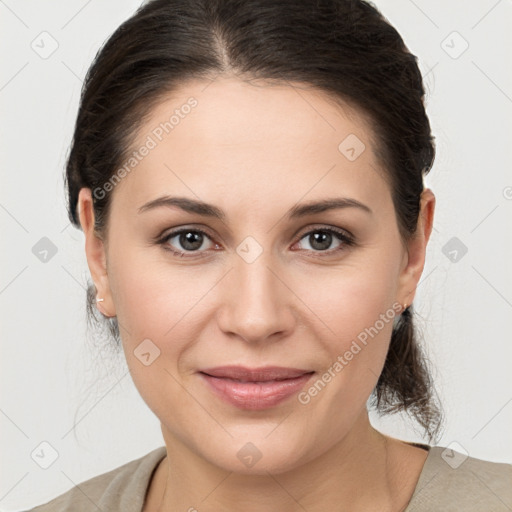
[150,411,419,512]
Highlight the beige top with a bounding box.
[25,444,512,511]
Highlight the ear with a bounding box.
[396,188,436,309]
[78,188,116,318]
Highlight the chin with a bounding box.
[200,430,317,476]
[213,448,304,476]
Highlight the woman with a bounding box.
[26,0,512,510]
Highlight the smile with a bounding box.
[198,366,315,410]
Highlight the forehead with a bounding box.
[111,77,390,216]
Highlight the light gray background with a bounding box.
[1,0,511,510]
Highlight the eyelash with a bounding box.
[156,225,356,259]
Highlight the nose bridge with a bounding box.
[217,248,294,343]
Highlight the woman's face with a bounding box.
[79,77,433,474]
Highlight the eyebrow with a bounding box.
[137,195,372,219]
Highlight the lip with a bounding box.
[198,366,315,410]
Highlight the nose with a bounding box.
[216,252,296,344]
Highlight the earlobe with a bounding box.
[94,295,115,318]
[78,188,116,317]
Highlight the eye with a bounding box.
[158,228,218,257]
[293,227,355,255]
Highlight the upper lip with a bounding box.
[199,366,314,382]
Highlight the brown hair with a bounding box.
[66,0,443,442]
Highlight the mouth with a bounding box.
[198,366,315,410]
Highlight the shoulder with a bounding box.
[406,445,512,512]
[22,446,167,512]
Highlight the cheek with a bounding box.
[107,256,207,423]
[297,284,396,441]
[300,251,400,341]
[107,244,223,375]
[108,236,195,330]
[295,251,400,397]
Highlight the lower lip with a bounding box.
[199,372,314,410]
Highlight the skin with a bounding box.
[78,76,435,511]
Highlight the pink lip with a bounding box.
[198,366,315,410]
